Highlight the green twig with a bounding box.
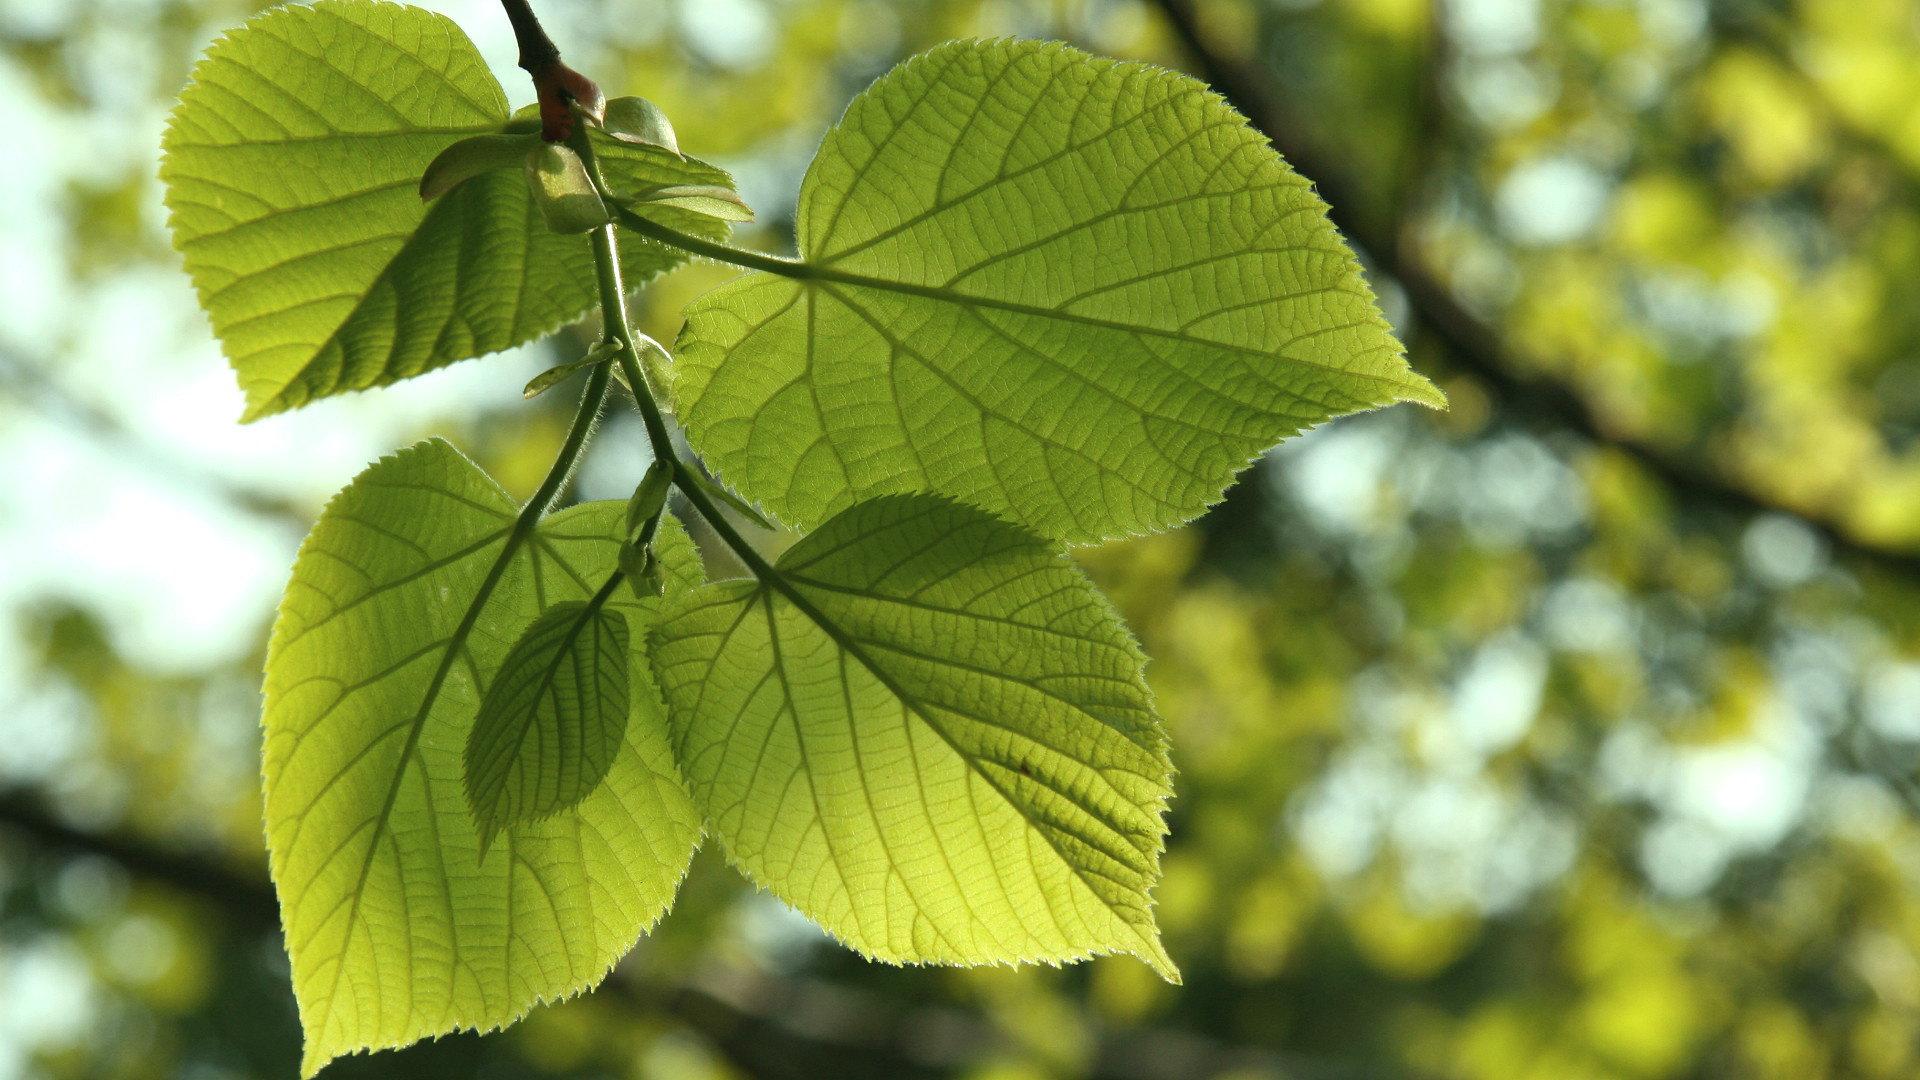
[395,361,612,761]
[613,206,813,279]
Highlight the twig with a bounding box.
[0,788,1423,1080]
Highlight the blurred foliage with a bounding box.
[4,0,1920,1078]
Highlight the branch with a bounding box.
[0,790,279,927]
[0,787,1426,1080]
[1144,0,1920,582]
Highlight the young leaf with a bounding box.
[672,39,1444,544]
[159,1,733,420]
[419,131,540,200]
[588,128,754,226]
[463,600,631,856]
[522,339,623,399]
[625,460,674,540]
[263,439,702,1077]
[650,493,1178,979]
[602,95,679,154]
[625,185,755,223]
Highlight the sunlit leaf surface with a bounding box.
[463,600,631,855]
[651,493,1178,978]
[262,439,701,1076]
[674,39,1442,543]
[160,1,735,420]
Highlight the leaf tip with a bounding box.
[1399,371,1450,411]
[474,821,502,863]
[298,1039,334,1080]
[1141,938,1183,985]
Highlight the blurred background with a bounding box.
[3,0,1920,1077]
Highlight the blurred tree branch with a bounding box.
[0,786,1423,1080]
[0,789,279,927]
[1145,0,1920,582]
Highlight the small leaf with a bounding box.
[464,600,631,856]
[264,438,703,1076]
[525,143,611,233]
[589,128,755,228]
[638,333,675,398]
[420,131,540,200]
[603,95,679,154]
[522,339,623,399]
[673,39,1443,544]
[626,184,754,222]
[159,1,740,420]
[650,493,1178,979]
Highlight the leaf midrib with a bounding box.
[741,558,1167,953]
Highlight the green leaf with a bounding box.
[159,1,732,421]
[625,185,755,223]
[588,127,754,228]
[649,493,1178,979]
[672,39,1444,544]
[603,95,679,153]
[263,439,702,1076]
[418,131,539,200]
[463,600,631,856]
[521,339,623,399]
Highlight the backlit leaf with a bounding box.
[673,39,1443,544]
[650,493,1178,978]
[463,600,631,856]
[160,1,734,420]
[263,438,702,1076]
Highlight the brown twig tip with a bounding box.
[535,62,606,143]
[499,0,604,141]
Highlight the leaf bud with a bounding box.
[523,143,611,233]
[532,60,605,142]
[625,460,673,541]
[620,544,665,600]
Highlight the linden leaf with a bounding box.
[650,493,1178,979]
[160,1,734,420]
[673,39,1443,544]
[463,601,631,856]
[264,438,702,1076]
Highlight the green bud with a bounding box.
[524,143,611,234]
[419,132,540,200]
[602,96,679,155]
[625,460,673,541]
[621,544,665,600]
[634,334,673,399]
